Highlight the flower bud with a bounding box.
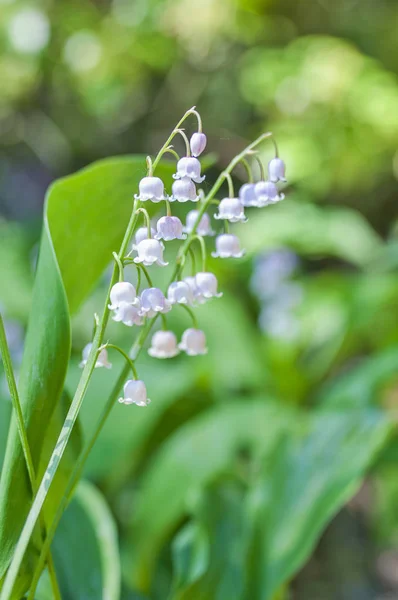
[190,132,207,157]
[254,181,284,207]
[179,328,208,356]
[140,287,171,318]
[148,330,180,359]
[212,234,245,259]
[195,272,222,299]
[79,343,112,369]
[108,282,138,310]
[135,176,167,202]
[167,281,195,305]
[170,177,199,202]
[173,157,205,184]
[118,380,151,406]
[155,216,186,241]
[268,157,286,183]
[183,210,214,236]
[134,239,168,267]
[214,197,247,223]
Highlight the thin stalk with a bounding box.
[0,316,62,600]
[112,252,124,282]
[175,129,191,156]
[252,154,266,181]
[188,248,196,276]
[136,207,152,239]
[165,199,172,217]
[3,132,274,600]
[102,344,139,379]
[26,324,153,600]
[239,158,253,183]
[151,107,200,172]
[146,156,153,177]
[225,173,235,197]
[162,146,180,161]
[179,304,199,329]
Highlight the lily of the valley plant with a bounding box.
[0,108,287,599]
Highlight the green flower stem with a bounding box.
[101,343,139,379]
[0,199,141,600]
[26,323,153,600]
[188,247,197,276]
[112,252,124,282]
[160,314,168,330]
[175,129,191,156]
[165,198,172,217]
[151,107,200,172]
[3,132,273,600]
[240,158,253,183]
[225,172,235,197]
[162,147,180,162]
[0,316,62,600]
[135,207,152,239]
[179,304,199,329]
[252,154,266,181]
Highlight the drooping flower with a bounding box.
[239,183,257,207]
[183,276,206,305]
[148,330,180,359]
[140,287,171,318]
[195,272,222,300]
[214,197,247,223]
[183,210,214,236]
[170,177,199,202]
[212,234,245,259]
[179,328,208,356]
[79,343,112,369]
[118,380,151,406]
[134,176,167,202]
[134,239,168,267]
[254,181,284,207]
[167,281,195,305]
[173,157,205,183]
[112,302,143,327]
[155,216,186,241]
[190,132,207,157]
[268,157,287,183]
[108,282,139,310]
[133,226,156,249]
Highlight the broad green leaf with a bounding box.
[125,401,294,591]
[50,480,120,600]
[0,156,175,586]
[237,200,382,267]
[244,409,391,599]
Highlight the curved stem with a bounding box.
[165,199,172,217]
[175,129,191,157]
[188,247,196,276]
[224,173,235,197]
[102,344,139,380]
[151,107,201,173]
[161,146,180,162]
[136,207,152,239]
[239,158,253,183]
[252,154,266,181]
[188,107,203,132]
[136,263,154,288]
[184,235,207,272]
[135,264,142,293]
[179,304,199,329]
[146,156,153,177]
[112,252,124,282]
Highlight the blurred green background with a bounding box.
[1,0,398,598]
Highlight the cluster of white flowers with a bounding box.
[80,109,288,407]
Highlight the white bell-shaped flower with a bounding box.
[133,226,156,249]
[268,157,287,183]
[239,183,257,207]
[108,281,138,310]
[212,234,245,259]
[79,343,112,369]
[214,197,247,223]
[184,276,207,305]
[140,287,171,318]
[167,281,195,305]
[170,177,199,202]
[179,328,208,356]
[134,239,168,267]
[112,302,143,327]
[195,272,223,299]
[155,216,187,241]
[134,176,167,202]
[254,181,285,207]
[183,210,214,236]
[190,132,207,157]
[148,330,180,359]
[118,380,151,406]
[173,157,205,184]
